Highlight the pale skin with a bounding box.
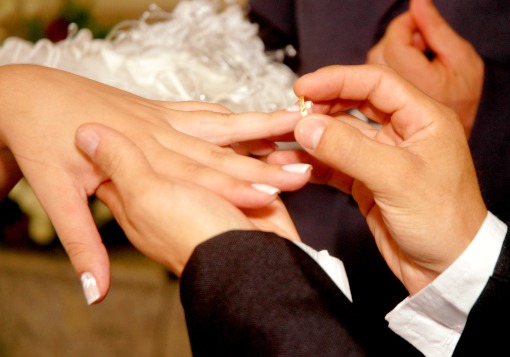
[0,64,310,302]
[366,0,484,138]
[76,124,300,276]
[80,64,488,296]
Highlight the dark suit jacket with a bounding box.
[247,0,510,336]
[180,229,510,356]
[180,3,510,354]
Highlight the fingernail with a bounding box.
[81,272,100,305]
[287,100,313,113]
[296,118,325,151]
[251,183,280,196]
[76,129,100,158]
[282,163,312,174]
[249,142,278,156]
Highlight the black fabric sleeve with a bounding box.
[247,0,299,71]
[247,0,296,43]
[180,230,419,357]
[453,225,510,356]
[469,60,510,223]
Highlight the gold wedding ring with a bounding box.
[298,96,308,117]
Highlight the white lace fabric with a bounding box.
[1,0,299,244]
[0,1,297,113]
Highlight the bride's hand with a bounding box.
[0,64,309,303]
[76,123,300,277]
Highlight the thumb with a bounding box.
[76,123,181,273]
[75,123,161,266]
[75,123,156,205]
[410,0,468,59]
[294,115,406,191]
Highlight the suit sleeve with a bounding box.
[179,230,419,357]
[247,0,299,71]
[445,0,510,225]
[469,60,510,223]
[453,226,510,356]
[247,0,296,44]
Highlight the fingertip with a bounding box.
[295,117,326,151]
[62,228,111,305]
[293,71,315,95]
[251,183,280,196]
[81,272,101,305]
[410,0,433,15]
[281,163,313,175]
[76,126,100,159]
[76,123,152,189]
[411,0,447,34]
[76,251,111,305]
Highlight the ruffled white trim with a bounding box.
[0,1,297,113]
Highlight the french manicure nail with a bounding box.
[249,142,278,156]
[282,163,312,174]
[81,272,100,305]
[287,100,313,113]
[251,183,280,196]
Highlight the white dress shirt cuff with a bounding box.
[385,211,507,357]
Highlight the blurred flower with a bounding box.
[43,0,109,42]
[1,0,109,43]
[45,17,71,42]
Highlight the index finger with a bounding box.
[294,64,440,140]
[166,109,302,146]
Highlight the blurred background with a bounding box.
[0,1,245,356]
[0,0,179,43]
